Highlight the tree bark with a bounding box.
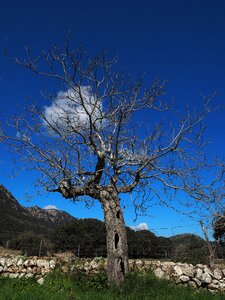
[100,188,128,285]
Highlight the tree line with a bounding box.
[4,218,213,265]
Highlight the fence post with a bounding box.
[77,244,80,258]
[5,240,9,249]
[39,240,43,257]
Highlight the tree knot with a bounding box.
[59,179,73,198]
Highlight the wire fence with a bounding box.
[2,237,225,267]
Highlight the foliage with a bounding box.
[0,206,210,264]
[52,220,208,263]
[51,218,107,257]
[213,213,225,243]
[52,219,172,259]
[169,234,209,265]
[10,232,54,256]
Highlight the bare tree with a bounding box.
[0,43,223,284]
[191,185,225,268]
[200,220,217,268]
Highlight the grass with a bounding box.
[1,271,225,300]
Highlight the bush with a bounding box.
[10,232,54,256]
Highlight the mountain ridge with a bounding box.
[0,184,75,242]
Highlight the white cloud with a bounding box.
[43,86,103,131]
[43,204,58,210]
[130,223,148,231]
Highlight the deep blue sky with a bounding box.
[0,0,225,237]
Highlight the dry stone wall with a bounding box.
[1,255,225,291]
[149,261,225,291]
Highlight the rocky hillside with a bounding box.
[0,184,75,242]
[27,206,74,226]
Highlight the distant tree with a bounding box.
[127,229,158,258]
[194,189,225,267]
[10,232,53,256]
[52,218,106,257]
[213,212,225,243]
[1,42,223,284]
[170,234,209,265]
[154,236,173,259]
[200,220,217,268]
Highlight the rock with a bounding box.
[212,279,220,286]
[0,266,3,272]
[90,260,98,269]
[213,269,223,280]
[201,272,212,284]
[135,260,143,269]
[13,266,19,272]
[173,266,183,277]
[49,260,56,269]
[29,259,37,266]
[0,258,6,267]
[25,274,33,278]
[144,260,153,270]
[61,265,69,273]
[192,277,202,287]
[9,273,19,279]
[203,266,212,276]
[41,268,48,275]
[24,260,30,267]
[195,268,203,280]
[17,258,24,267]
[188,281,197,288]
[37,278,45,285]
[8,267,14,273]
[3,266,8,272]
[128,260,135,269]
[27,267,33,274]
[180,275,190,282]
[208,282,219,290]
[175,277,181,284]
[181,264,195,278]
[6,259,13,267]
[208,289,218,294]
[153,268,164,279]
[218,282,225,290]
[83,262,91,272]
[161,262,175,273]
[196,264,204,268]
[37,259,50,270]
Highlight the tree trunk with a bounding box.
[100,188,128,285]
[200,221,215,269]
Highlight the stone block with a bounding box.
[153,268,164,279]
[180,275,190,283]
